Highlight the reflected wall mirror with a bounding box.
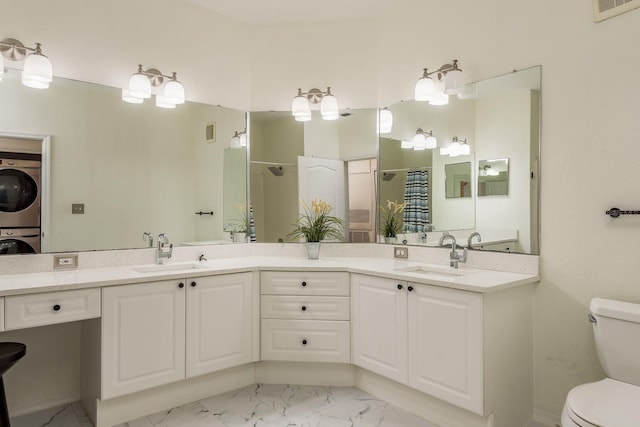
[478,159,509,196]
[378,66,540,254]
[0,69,247,254]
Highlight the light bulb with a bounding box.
[379,108,393,133]
[444,69,462,95]
[163,79,185,105]
[449,139,461,156]
[128,71,151,99]
[122,88,143,104]
[22,46,53,89]
[413,132,427,150]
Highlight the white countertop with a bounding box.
[0,256,539,296]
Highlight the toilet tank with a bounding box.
[590,298,640,386]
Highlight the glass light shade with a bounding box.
[401,140,413,149]
[291,94,310,117]
[122,88,143,104]
[414,76,437,101]
[128,73,151,99]
[460,142,471,155]
[239,133,247,147]
[413,133,427,150]
[425,135,437,149]
[320,94,339,120]
[230,135,241,149]
[429,91,449,106]
[22,52,53,89]
[155,95,176,109]
[163,80,185,105]
[294,111,311,122]
[444,70,462,95]
[449,140,461,157]
[379,108,393,133]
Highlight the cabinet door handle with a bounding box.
[190,281,197,287]
[397,284,403,290]
[301,281,307,287]
[178,282,184,288]
[301,305,307,311]
[53,304,61,311]
[302,339,308,345]
[408,286,414,292]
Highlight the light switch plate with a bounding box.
[394,246,409,259]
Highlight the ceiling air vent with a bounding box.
[594,0,640,22]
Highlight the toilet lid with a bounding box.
[567,378,640,427]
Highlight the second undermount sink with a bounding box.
[132,263,209,274]
[395,264,465,277]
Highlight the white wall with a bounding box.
[2,0,640,420]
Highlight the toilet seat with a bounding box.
[565,378,640,427]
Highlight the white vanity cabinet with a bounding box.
[351,273,513,416]
[101,272,255,399]
[260,271,350,363]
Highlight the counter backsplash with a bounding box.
[0,244,538,276]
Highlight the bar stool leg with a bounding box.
[0,376,9,427]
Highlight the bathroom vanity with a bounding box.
[0,244,538,427]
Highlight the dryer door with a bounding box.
[0,169,38,212]
[0,238,37,254]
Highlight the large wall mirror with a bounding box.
[379,66,540,254]
[249,110,377,243]
[0,69,247,254]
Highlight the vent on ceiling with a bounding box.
[594,0,640,22]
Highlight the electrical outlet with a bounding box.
[394,246,409,259]
[53,254,78,269]
[72,203,84,214]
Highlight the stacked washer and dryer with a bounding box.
[0,139,42,255]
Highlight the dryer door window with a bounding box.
[0,238,36,254]
[0,169,38,212]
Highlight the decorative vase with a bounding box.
[384,235,396,244]
[306,242,320,259]
[234,232,246,243]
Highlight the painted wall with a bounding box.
[1,0,640,421]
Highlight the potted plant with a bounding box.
[230,203,251,243]
[380,200,407,243]
[287,199,344,259]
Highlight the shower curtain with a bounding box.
[249,204,256,242]
[402,169,430,232]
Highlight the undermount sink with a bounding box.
[132,263,209,274]
[395,264,465,277]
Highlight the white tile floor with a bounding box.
[12,384,440,427]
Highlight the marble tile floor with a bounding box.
[12,384,440,427]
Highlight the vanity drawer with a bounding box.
[260,271,349,296]
[5,288,101,330]
[261,319,350,363]
[261,295,350,320]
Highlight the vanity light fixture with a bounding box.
[0,38,53,89]
[412,129,437,150]
[230,129,247,148]
[480,164,499,177]
[379,107,393,133]
[441,137,471,157]
[122,65,185,108]
[291,87,339,121]
[414,59,463,104]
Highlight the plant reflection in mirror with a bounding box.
[380,200,407,238]
[287,199,344,243]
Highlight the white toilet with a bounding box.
[561,298,640,426]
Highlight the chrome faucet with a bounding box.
[420,232,427,244]
[467,232,481,249]
[198,254,207,262]
[143,231,154,248]
[156,233,172,264]
[439,234,467,268]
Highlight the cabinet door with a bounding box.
[186,273,253,377]
[408,284,483,414]
[102,280,186,399]
[351,274,408,383]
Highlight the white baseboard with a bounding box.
[10,392,79,418]
[256,361,355,386]
[530,408,561,427]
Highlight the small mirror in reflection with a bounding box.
[478,159,509,196]
[445,162,472,198]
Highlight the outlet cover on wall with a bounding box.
[394,246,409,259]
[72,203,84,214]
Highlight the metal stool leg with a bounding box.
[0,376,10,427]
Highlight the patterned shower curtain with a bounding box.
[249,204,256,242]
[402,169,430,232]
